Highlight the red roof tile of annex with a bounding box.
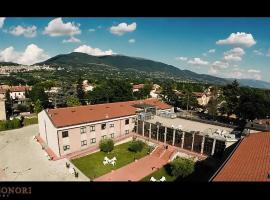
[213,132,270,182]
[47,98,172,128]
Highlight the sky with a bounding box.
[0,17,270,82]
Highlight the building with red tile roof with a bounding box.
[38,98,172,159]
[212,132,270,182]
[132,84,144,92]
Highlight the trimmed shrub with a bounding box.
[0,118,22,131]
[128,140,145,153]
[99,138,114,153]
[23,117,38,126]
[170,157,195,178]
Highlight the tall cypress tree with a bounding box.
[76,77,85,105]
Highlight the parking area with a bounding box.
[0,125,89,181]
[147,116,233,133]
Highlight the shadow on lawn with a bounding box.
[172,141,240,182]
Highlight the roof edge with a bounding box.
[209,137,244,182]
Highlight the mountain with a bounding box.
[36,52,230,85]
[37,52,270,89]
[0,62,20,66]
[227,78,270,89]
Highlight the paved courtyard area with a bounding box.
[95,145,176,181]
[0,125,89,181]
[147,116,233,133]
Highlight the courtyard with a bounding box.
[0,125,89,181]
[71,141,151,180]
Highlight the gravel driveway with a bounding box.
[0,125,89,181]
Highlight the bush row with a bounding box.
[0,118,22,131]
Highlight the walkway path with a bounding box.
[94,145,176,181]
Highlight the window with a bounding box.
[102,135,107,139]
[90,138,96,144]
[125,119,129,125]
[90,125,95,132]
[62,131,69,138]
[132,118,136,123]
[81,140,87,146]
[110,133,114,138]
[80,127,86,134]
[63,145,70,151]
[110,123,114,128]
[101,123,106,130]
[125,130,129,135]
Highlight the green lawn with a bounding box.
[71,141,150,179]
[141,164,177,182]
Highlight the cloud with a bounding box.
[0,44,49,65]
[0,17,5,28]
[209,61,229,75]
[63,36,81,43]
[247,69,260,73]
[73,44,115,56]
[110,22,136,36]
[175,56,188,61]
[223,47,245,62]
[89,28,96,32]
[187,57,209,66]
[43,17,81,37]
[222,67,261,80]
[9,25,37,38]
[128,38,135,43]
[0,46,20,62]
[216,32,256,48]
[208,49,215,53]
[253,49,263,56]
[209,66,218,75]
[212,61,229,69]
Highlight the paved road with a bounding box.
[0,125,89,181]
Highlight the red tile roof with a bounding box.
[132,84,144,90]
[0,85,31,93]
[213,132,270,182]
[47,98,172,128]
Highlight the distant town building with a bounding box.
[192,92,210,106]
[150,84,161,98]
[132,84,144,92]
[0,65,55,75]
[0,85,32,102]
[82,80,94,92]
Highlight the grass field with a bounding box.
[141,164,176,182]
[71,141,150,179]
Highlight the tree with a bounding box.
[76,77,86,105]
[87,79,133,104]
[29,84,49,108]
[160,82,180,107]
[170,157,195,178]
[5,89,12,118]
[207,97,219,119]
[222,80,240,117]
[34,99,43,114]
[128,140,145,152]
[99,138,114,153]
[134,83,153,100]
[235,88,269,120]
[66,96,81,107]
